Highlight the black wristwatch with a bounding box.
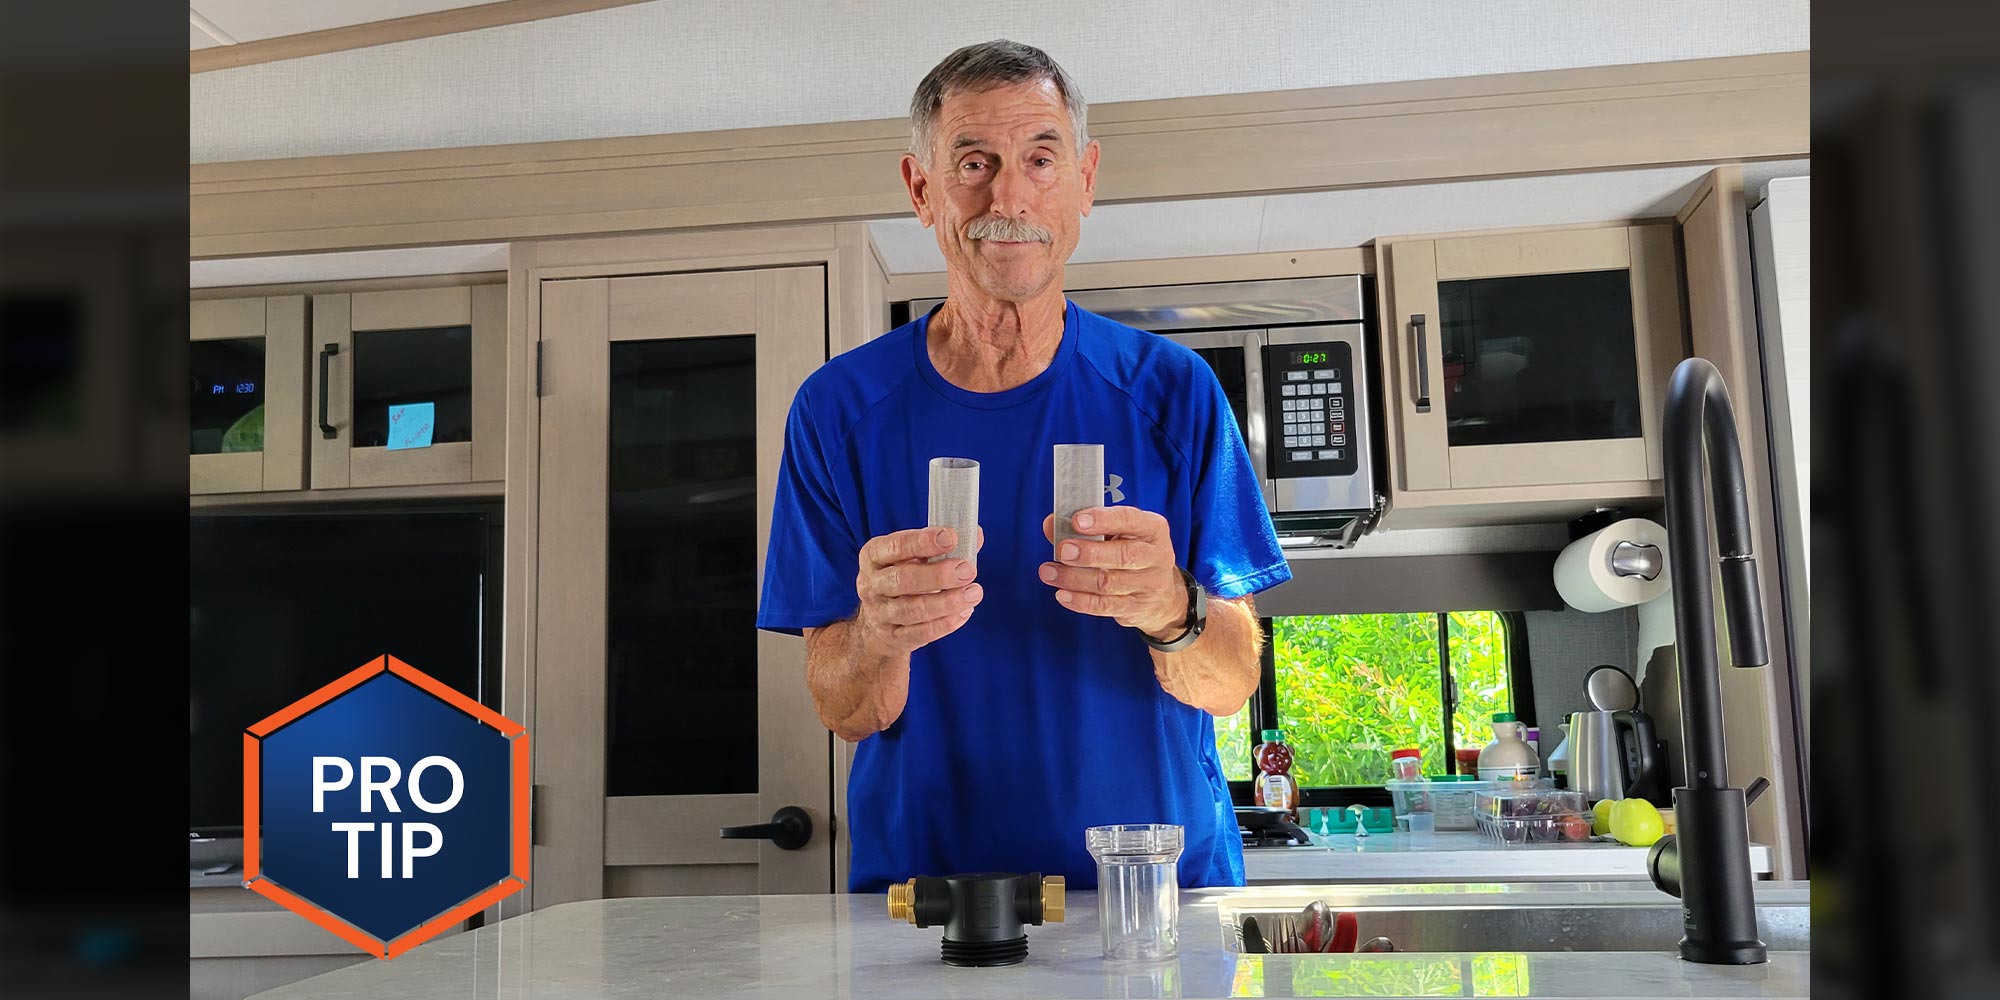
[1140,567,1207,653]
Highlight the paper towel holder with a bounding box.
[1609,541,1663,581]
[1567,506,1632,540]
[1567,507,1664,581]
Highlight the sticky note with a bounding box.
[387,403,435,450]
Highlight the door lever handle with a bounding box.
[720,806,813,851]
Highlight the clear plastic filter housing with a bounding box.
[1085,824,1183,961]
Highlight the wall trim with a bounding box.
[190,0,656,74]
[192,52,1807,259]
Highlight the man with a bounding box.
[756,40,1290,892]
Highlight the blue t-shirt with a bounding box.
[755,300,1292,892]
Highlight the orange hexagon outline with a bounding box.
[242,654,530,960]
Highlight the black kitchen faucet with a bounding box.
[1643,356,1771,965]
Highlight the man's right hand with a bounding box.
[853,526,984,656]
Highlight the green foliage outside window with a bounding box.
[1214,611,1514,786]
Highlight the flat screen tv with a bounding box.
[189,507,501,872]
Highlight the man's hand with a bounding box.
[1038,507,1186,640]
[853,526,986,656]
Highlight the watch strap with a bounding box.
[1142,567,1206,653]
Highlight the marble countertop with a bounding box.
[1244,831,1776,883]
[252,881,1809,999]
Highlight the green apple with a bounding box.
[1592,798,1617,836]
[1611,798,1665,846]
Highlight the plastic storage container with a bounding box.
[1086,824,1183,961]
[1474,787,1590,845]
[1433,776,1491,831]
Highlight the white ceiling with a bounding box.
[193,1,1808,163]
[189,1,497,48]
[867,159,1812,275]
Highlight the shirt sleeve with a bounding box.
[1183,367,1293,601]
[756,383,863,635]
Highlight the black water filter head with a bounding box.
[887,871,1066,967]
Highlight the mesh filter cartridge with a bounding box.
[927,457,980,568]
[1053,444,1106,556]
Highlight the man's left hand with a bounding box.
[1039,507,1187,641]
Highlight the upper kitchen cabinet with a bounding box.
[190,295,307,495]
[1377,223,1686,526]
[310,285,506,490]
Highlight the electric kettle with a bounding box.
[1567,666,1667,803]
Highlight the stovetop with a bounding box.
[1240,822,1313,849]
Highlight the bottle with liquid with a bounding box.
[1477,711,1542,782]
[1252,729,1300,819]
[1546,722,1573,789]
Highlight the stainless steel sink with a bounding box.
[1224,902,1809,954]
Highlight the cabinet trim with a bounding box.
[193,53,1807,258]
[263,296,308,491]
[1630,224,1687,480]
[1433,226,1630,280]
[190,452,265,494]
[189,480,503,510]
[189,298,267,341]
[351,286,472,331]
[309,294,353,488]
[1446,438,1651,490]
[1386,240,1448,491]
[351,441,474,487]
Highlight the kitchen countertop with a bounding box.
[250,881,1809,999]
[1244,831,1776,883]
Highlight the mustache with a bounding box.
[965,216,1053,243]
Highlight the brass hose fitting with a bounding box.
[887,878,917,923]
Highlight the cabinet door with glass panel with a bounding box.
[310,285,506,489]
[533,266,832,907]
[1384,224,1685,493]
[190,295,306,495]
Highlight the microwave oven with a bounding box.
[906,276,1380,548]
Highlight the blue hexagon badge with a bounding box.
[243,655,528,959]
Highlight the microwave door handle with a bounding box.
[1243,330,1274,506]
[1411,314,1432,413]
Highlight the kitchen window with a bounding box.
[1217,611,1531,801]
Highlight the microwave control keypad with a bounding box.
[1270,341,1358,477]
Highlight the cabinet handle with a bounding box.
[1411,314,1432,413]
[318,343,340,439]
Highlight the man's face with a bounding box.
[902,79,1100,304]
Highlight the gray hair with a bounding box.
[909,39,1088,164]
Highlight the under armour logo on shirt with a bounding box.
[1105,474,1125,504]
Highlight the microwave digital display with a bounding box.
[1288,350,1332,367]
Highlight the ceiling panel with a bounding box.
[868,160,1811,275]
[190,24,220,49]
[191,1,499,46]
